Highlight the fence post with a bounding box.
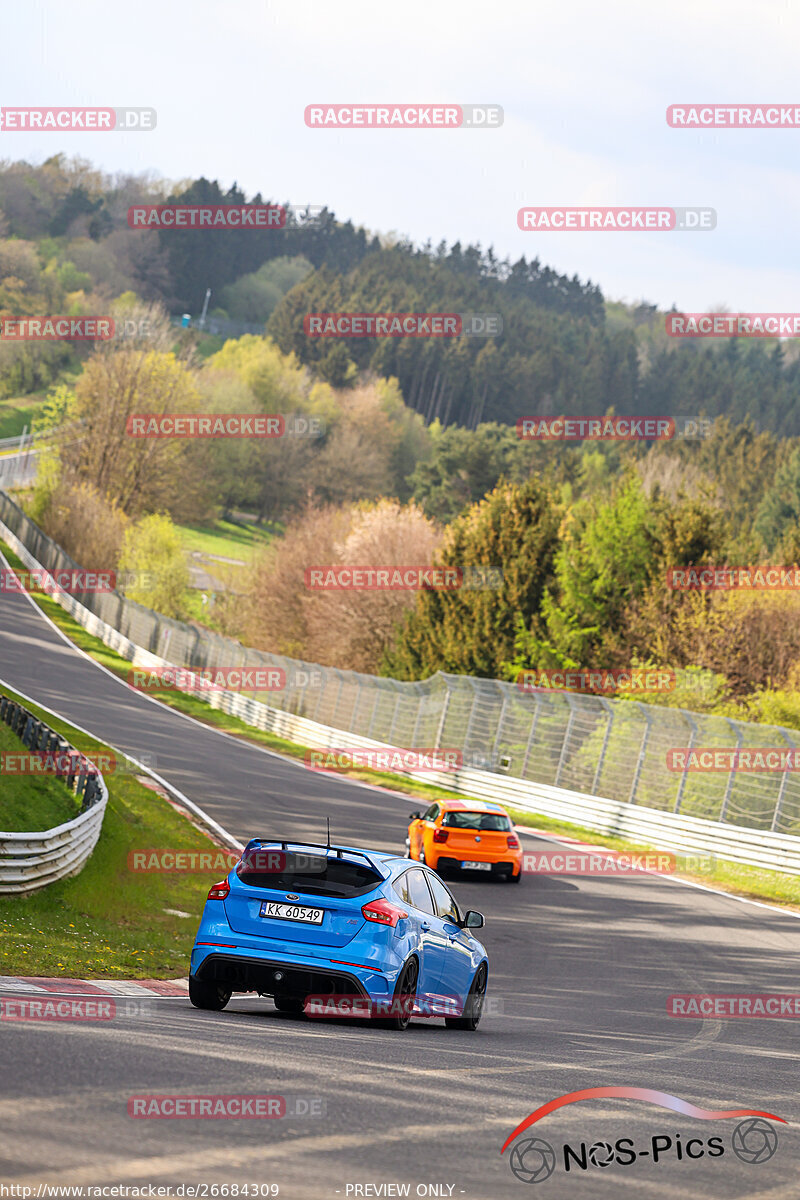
[490,689,510,771]
[434,679,452,749]
[410,684,425,748]
[719,719,743,823]
[387,685,403,745]
[462,682,480,751]
[628,703,652,805]
[673,713,698,813]
[520,693,543,778]
[591,699,614,795]
[770,728,796,832]
[554,695,577,788]
[349,681,363,732]
[366,686,382,739]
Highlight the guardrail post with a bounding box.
[719,720,743,823]
[628,704,652,805]
[554,695,577,787]
[520,693,543,778]
[591,699,614,795]
[673,713,698,813]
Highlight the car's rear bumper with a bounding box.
[190,944,393,1000]
[433,855,520,877]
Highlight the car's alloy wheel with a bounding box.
[378,957,419,1031]
[445,963,487,1031]
[189,976,232,1011]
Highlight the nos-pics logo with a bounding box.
[501,1087,783,1184]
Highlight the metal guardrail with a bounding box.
[3,490,800,872]
[0,695,109,894]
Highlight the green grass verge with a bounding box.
[0,680,237,979]
[0,718,81,833]
[0,393,47,439]
[176,517,275,562]
[2,538,799,915]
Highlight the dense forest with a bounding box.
[2,155,800,433]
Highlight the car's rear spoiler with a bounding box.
[242,838,386,876]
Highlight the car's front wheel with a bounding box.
[189,975,231,1011]
[377,957,418,1031]
[445,963,487,1031]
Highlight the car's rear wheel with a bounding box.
[273,996,306,1015]
[189,976,231,1011]
[377,957,418,1031]
[507,869,521,883]
[445,963,487,1031]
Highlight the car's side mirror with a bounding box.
[409,811,421,821]
[464,910,485,929]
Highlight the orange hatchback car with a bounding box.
[406,799,523,883]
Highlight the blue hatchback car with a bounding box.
[189,839,489,1031]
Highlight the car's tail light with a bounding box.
[433,828,449,843]
[507,835,521,849]
[207,879,230,900]
[361,899,408,927]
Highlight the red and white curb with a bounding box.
[0,975,188,997]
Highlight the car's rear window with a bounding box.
[236,847,383,897]
[441,811,511,831]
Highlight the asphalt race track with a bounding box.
[1,581,799,1198]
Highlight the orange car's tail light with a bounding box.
[207,879,230,900]
[507,835,521,849]
[361,899,408,927]
[433,828,449,843]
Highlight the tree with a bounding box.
[58,346,209,520]
[116,512,190,618]
[383,478,560,679]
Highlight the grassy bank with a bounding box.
[2,537,799,916]
[0,716,82,833]
[0,679,237,979]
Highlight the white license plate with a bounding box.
[461,861,492,871]
[259,901,324,924]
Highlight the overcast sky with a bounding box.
[4,0,799,311]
